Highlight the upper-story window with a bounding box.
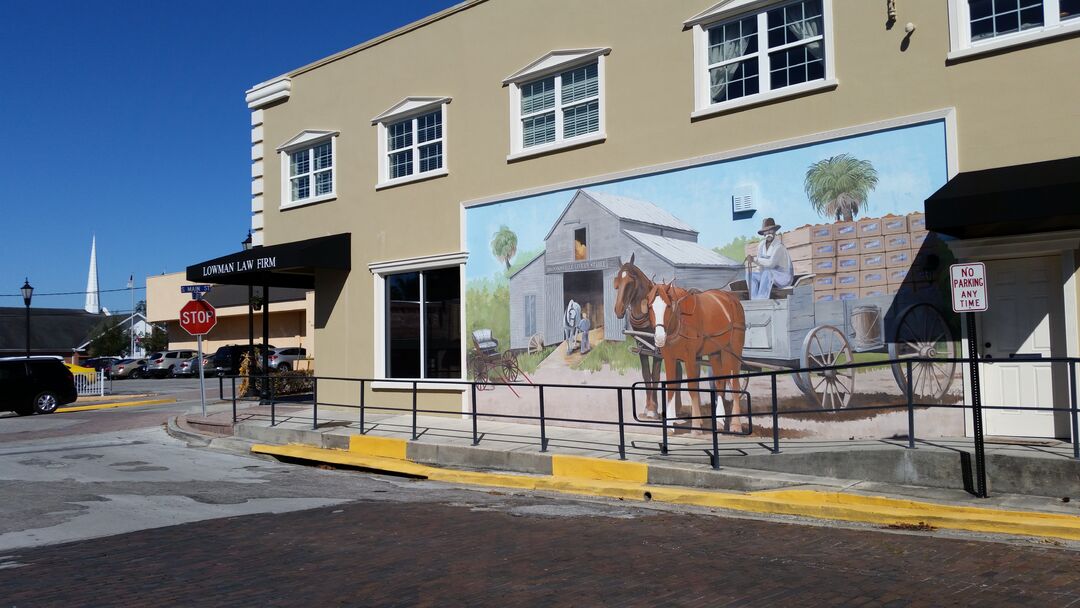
[277,130,339,209]
[372,97,450,189]
[503,48,610,160]
[686,0,836,117]
[949,1,1080,58]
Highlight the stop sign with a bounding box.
[179,299,217,336]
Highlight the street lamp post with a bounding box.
[128,274,135,356]
[21,279,33,359]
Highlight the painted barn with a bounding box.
[508,189,741,350]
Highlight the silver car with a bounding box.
[268,347,307,371]
[146,350,196,378]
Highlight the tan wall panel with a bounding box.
[256,0,1080,384]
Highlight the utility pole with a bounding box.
[128,274,135,356]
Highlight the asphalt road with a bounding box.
[0,388,1078,606]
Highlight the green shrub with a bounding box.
[572,340,642,374]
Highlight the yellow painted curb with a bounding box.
[250,442,1080,542]
[349,434,408,460]
[60,398,177,412]
[552,454,648,483]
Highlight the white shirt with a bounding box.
[758,237,794,277]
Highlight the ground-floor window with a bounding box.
[385,267,461,379]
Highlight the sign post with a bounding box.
[179,297,218,417]
[950,262,989,498]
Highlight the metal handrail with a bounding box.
[219,354,1080,497]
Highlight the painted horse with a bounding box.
[563,299,582,354]
[648,281,747,433]
[613,254,668,419]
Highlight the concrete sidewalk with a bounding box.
[176,403,1080,542]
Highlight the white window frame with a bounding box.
[276,130,339,210]
[687,0,836,119]
[372,97,451,190]
[369,252,468,391]
[503,48,609,161]
[948,0,1080,60]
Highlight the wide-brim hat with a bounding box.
[757,217,781,235]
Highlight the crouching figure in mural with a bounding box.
[745,217,793,300]
[649,281,747,434]
[563,299,582,354]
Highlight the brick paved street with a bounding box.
[1,489,1078,607]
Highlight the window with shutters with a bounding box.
[503,49,609,160]
[686,1,836,118]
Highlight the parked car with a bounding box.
[0,357,77,415]
[211,344,275,376]
[174,354,212,377]
[111,358,148,379]
[83,357,122,375]
[146,350,196,378]
[268,347,307,371]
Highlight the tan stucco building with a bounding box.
[188,0,1080,439]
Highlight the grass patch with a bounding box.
[516,346,555,374]
[571,340,642,374]
[851,351,892,374]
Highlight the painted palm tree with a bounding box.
[491,225,518,271]
[804,154,879,221]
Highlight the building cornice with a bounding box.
[246,77,292,109]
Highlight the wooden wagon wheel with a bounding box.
[527,333,545,354]
[468,350,494,391]
[888,303,957,401]
[499,350,522,383]
[798,325,856,410]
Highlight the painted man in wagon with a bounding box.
[746,217,794,300]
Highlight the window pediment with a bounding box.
[276,129,339,153]
[502,48,610,85]
[371,96,451,125]
[684,0,774,28]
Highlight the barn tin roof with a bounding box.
[542,190,697,242]
[623,230,740,268]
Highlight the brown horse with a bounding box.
[648,281,747,433]
[613,254,666,418]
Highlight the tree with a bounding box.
[804,154,879,222]
[88,318,129,357]
[141,325,168,354]
[135,300,147,315]
[490,225,518,272]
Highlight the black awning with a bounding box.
[925,156,1080,239]
[186,233,350,289]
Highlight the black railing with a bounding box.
[221,355,1080,497]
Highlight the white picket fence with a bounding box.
[74,370,106,397]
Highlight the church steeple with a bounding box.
[85,235,100,314]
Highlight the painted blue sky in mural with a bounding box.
[467,121,948,281]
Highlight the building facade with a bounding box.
[147,272,314,357]
[204,0,1080,439]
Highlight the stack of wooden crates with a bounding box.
[745,212,930,302]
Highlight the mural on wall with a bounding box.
[465,121,962,439]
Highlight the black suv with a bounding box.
[0,358,78,415]
[211,344,275,376]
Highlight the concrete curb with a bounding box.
[250,438,1080,542]
[60,398,176,413]
[165,416,211,446]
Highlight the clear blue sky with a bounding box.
[0,0,459,313]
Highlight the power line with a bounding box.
[0,286,146,298]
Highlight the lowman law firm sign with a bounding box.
[950,262,988,313]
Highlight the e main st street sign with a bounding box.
[950,262,987,313]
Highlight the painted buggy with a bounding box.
[733,275,957,408]
[468,329,528,391]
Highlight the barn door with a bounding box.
[544,274,564,346]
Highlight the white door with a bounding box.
[979,256,1064,438]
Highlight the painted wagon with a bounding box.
[625,275,957,409]
[732,275,957,408]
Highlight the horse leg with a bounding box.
[708,354,729,433]
[640,352,658,418]
[661,356,684,425]
[683,358,704,436]
[721,349,744,433]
